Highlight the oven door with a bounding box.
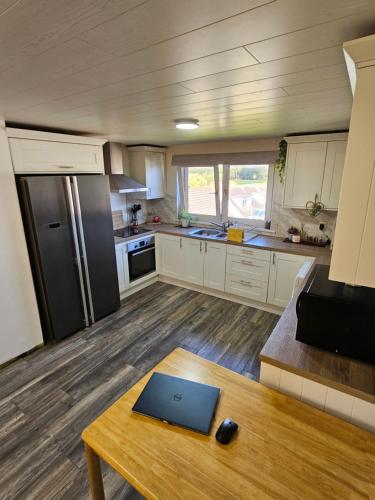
[128,244,156,281]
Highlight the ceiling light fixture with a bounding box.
[174,118,199,130]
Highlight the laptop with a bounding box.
[132,372,220,435]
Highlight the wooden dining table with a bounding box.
[82,348,375,499]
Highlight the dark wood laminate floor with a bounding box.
[0,283,279,500]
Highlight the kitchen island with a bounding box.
[260,260,375,433]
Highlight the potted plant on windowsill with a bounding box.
[178,209,195,228]
[287,226,301,243]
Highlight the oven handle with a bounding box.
[128,245,155,257]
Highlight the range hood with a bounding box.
[103,142,148,193]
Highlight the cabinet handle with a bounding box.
[239,280,261,289]
[239,260,259,267]
[57,165,74,169]
[205,241,207,253]
[180,238,182,249]
[200,241,202,253]
[272,253,276,265]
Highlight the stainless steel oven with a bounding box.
[127,235,156,282]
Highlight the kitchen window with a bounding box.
[178,163,274,225]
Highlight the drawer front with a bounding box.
[10,138,104,174]
[225,274,268,302]
[227,244,270,262]
[226,254,269,282]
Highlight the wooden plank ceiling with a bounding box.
[0,0,374,144]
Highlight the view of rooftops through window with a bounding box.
[187,165,269,220]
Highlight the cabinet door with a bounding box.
[145,152,165,199]
[203,242,227,291]
[182,238,204,285]
[284,142,327,208]
[225,275,268,302]
[9,138,104,174]
[115,246,128,293]
[157,234,183,279]
[329,66,375,286]
[226,253,270,282]
[321,141,347,209]
[267,252,310,307]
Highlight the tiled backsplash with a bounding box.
[112,209,125,229]
[110,193,149,229]
[110,176,337,243]
[270,174,337,243]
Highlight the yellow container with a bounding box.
[227,227,244,243]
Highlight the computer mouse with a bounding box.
[215,418,238,445]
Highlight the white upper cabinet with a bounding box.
[283,133,347,210]
[321,141,347,209]
[284,142,327,208]
[7,128,106,174]
[128,145,166,199]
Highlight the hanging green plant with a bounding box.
[275,139,287,185]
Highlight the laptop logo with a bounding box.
[173,393,182,402]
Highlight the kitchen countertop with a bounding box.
[115,223,331,264]
[260,265,375,404]
[114,224,375,403]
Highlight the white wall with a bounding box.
[0,124,43,364]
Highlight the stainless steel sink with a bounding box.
[188,228,227,240]
[214,232,227,239]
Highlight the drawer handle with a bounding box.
[239,280,261,289]
[57,165,74,168]
[239,260,261,268]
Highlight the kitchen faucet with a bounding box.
[209,220,233,232]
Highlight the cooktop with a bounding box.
[114,226,153,238]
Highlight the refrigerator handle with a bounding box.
[65,177,90,327]
[72,176,95,323]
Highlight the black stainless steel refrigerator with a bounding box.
[18,175,120,342]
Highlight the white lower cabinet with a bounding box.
[115,244,129,293]
[182,238,204,285]
[225,275,268,302]
[156,234,183,279]
[267,252,313,307]
[156,234,314,309]
[203,241,227,291]
[225,245,270,302]
[226,253,270,282]
[158,235,226,291]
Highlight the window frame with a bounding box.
[222,164,274,227]
[179,165,221,222]
[178,163,274,226]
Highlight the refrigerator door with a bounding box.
[18,176,88,341]
[73,175,120,321]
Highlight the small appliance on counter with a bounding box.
[130,203,142,232]
[296,265,375,364]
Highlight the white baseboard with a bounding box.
[120,276,159,299]
[159,275,283,315]
[260,362,375,434]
